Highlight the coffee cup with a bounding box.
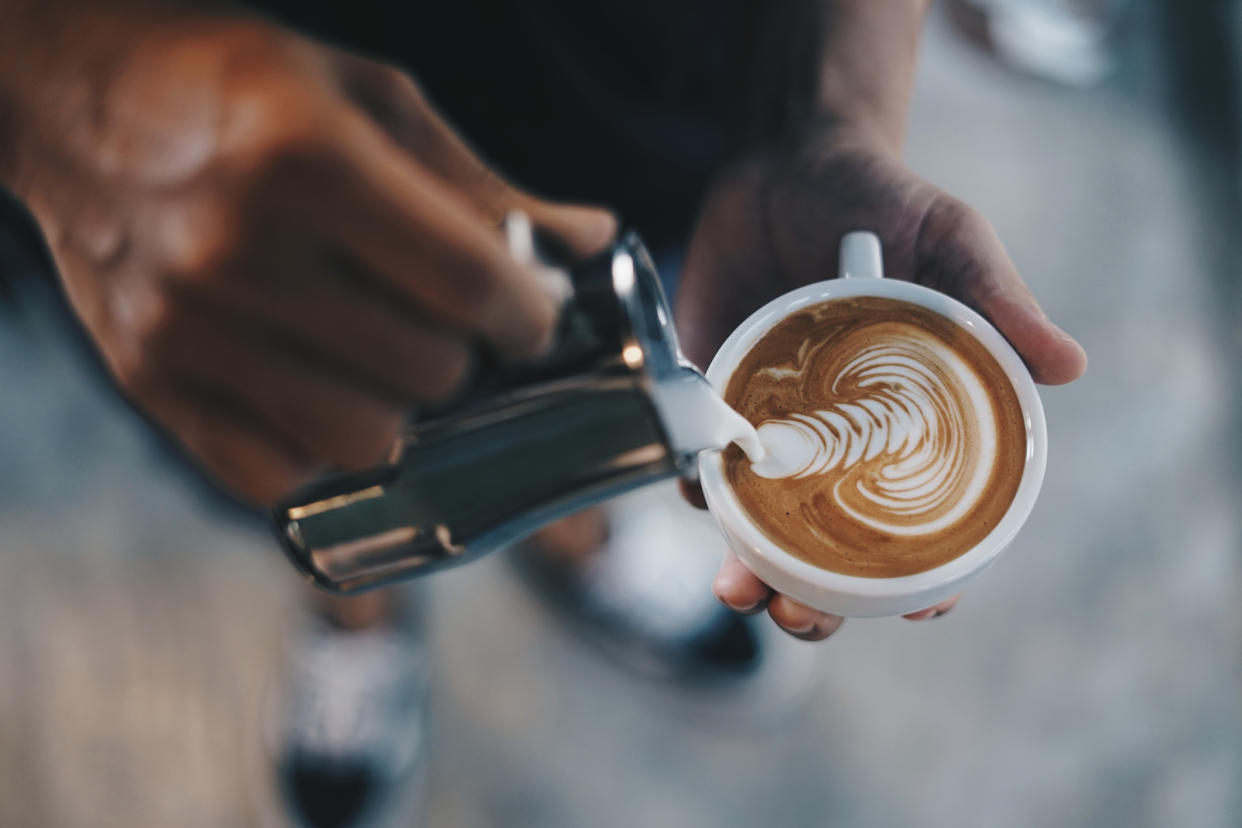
[699,231,1047,617]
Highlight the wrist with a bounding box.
[797,111,905,161]
[812,0,930,156]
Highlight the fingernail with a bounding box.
[715,589,760,614]
[712,571,742,600]
[784,619,816,635]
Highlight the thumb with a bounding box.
[975,288,1088,386]
[922,200,1087,386]
[341,55,616,258]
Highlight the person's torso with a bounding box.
[248,0,747,247]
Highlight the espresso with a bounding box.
[723,296,1026,578]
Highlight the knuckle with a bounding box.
[217,80,336,184]
[372,63,424,106]
[917,196,999,292]
[109,345,153,396]
[156,199,242,282]
[233,117,326,185]
[108,340,167,404]
[244,111,326,174]
[106,289,177,394]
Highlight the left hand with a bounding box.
[676,125,1087,640]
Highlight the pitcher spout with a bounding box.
[649,366,764,466]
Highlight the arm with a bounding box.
[0,0,614,504]
[681,0,1086,639]
[813,0,931,153]
[729,0,928,157]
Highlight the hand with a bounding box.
[676,126,1087,640]
[7,12,614,504]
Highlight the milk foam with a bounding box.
[722,295,1027,579]
[747,330,997,537]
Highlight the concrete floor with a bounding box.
[0,7,1239,828]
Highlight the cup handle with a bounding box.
[840,231,884,279]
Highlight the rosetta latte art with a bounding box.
[724,296,1026,578]
[747,334,996,538]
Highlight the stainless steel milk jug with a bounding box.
[273,214,726,594]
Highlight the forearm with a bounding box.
[814,0,931,154]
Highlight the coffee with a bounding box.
[723,296,1026,578]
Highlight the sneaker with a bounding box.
[266,610,430,828]
[511,482,762,685]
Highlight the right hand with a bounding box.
[5,12,615,504]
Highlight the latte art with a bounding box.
[749,329,996,538]
[724,297,1026,578]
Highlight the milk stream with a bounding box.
[649,368,765,463]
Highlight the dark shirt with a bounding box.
[247,0,748,248]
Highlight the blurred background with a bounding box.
[0,1,1239,826]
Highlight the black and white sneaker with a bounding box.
[266,611,430,828]
[512,482,762,686]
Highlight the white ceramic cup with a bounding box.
[699,231,1047,617]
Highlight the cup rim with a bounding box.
[700,277,1047,603]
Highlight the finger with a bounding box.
[154,306,405,470]
[304,107,557,358]
[218,247,472,403]
[712,554,772,614]
[921,201,1087,385]
[140,385,317,506]
[973,284,1087,386]
[767,594,845,641]
[902,595,960,621]
[336,56,509,218]
[340,58,616,259]
[678,477,708,510]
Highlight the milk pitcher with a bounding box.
[273,213,748,594]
